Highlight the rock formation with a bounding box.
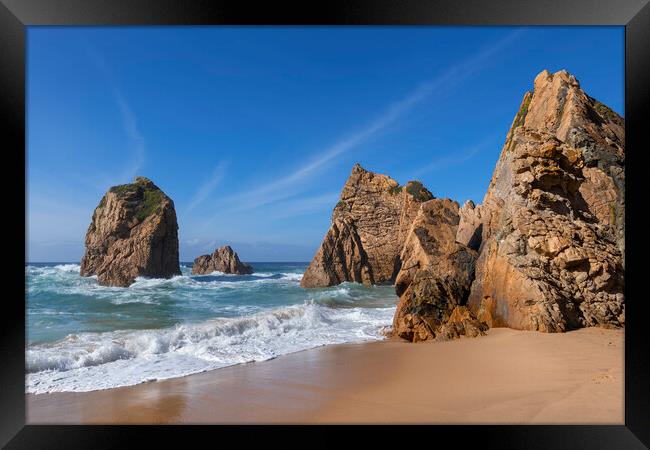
[460,70,624,332]
[80,176,181,287]
[392,199,486,342]
[300,163,433,288]
[300,69,624,341]
[191,245,253,275]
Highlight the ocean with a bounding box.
[25,262,398,394]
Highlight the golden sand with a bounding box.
[27,327,623,424]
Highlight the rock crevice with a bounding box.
[392,199,485,342]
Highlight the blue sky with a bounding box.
[27,26,624,262]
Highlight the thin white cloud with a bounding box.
[223,28,525,210]
[263,191,340,221]
[179,238,220,257]
[113,90,145,182]
[202,240,218,252]
[84,44,145,185]
[27,194,91,243]
[410,132,501,178]
[184,162,227,213]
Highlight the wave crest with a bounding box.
[26,302,395,393]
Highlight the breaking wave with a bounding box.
[26,302,394,393]
[26,262,398,393]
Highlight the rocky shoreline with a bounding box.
[78,69,624,342]
[303,69,624,341]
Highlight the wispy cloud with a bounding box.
[27,194,91,243]
[113,91,145,182]
[179,237,210,261]
[410,132,502,178]
[263,191,340,221]
[84,44,145,185]
[182,238,201,246]
[184,162,228,214]
[222,29,525,211]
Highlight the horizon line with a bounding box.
[25,260,312,264]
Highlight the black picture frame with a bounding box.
[3,0,648,448]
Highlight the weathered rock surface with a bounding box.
[392,199,485,342]
[191,246,253,275]
[80,176,181,287]
[434,306,489,341]
[461,70,624,332]
[301,163,433,288]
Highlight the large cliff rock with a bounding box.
[392,199,486,342]
[80,176,181,287]
[191,245,253,275]
[460,70,625,332]
[301,163,433,288]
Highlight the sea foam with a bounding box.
[26,302,395,393]
[26,263,397,393]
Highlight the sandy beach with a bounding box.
[27,327,623,424]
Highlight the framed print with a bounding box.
[2,0,649,448]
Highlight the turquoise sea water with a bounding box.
[26,262,398,393]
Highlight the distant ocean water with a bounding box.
[25,262,398,394]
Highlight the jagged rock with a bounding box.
[434,306,489,341]
[456,200,484,251]
[392,199,483,342]
[191,245,253,275]
[301,163,433,288]
[80,176,181,287]
[461,70,624,332]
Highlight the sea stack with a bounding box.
[191,245,253,275]
[461,69,625,332]
[300,163,433,288]
[80,176,181,287]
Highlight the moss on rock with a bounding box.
[108,180,165,221]
[593,99,620,124]
[512,92,532,130]
[109,183,138,195]
[136,189,164,221]
[405,181,431,202]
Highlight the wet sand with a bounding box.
[27,327,623,424]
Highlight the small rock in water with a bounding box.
[191,245,253,275]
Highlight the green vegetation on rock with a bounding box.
[593,99,620,123]
[388,185,403,195]
[405,180,430,202]
[109,183,138,195]
[336,200,346,208]
[136,189,165,221]
[513,93,532,130]
[108,181,165,221]
[504,93,533,153]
